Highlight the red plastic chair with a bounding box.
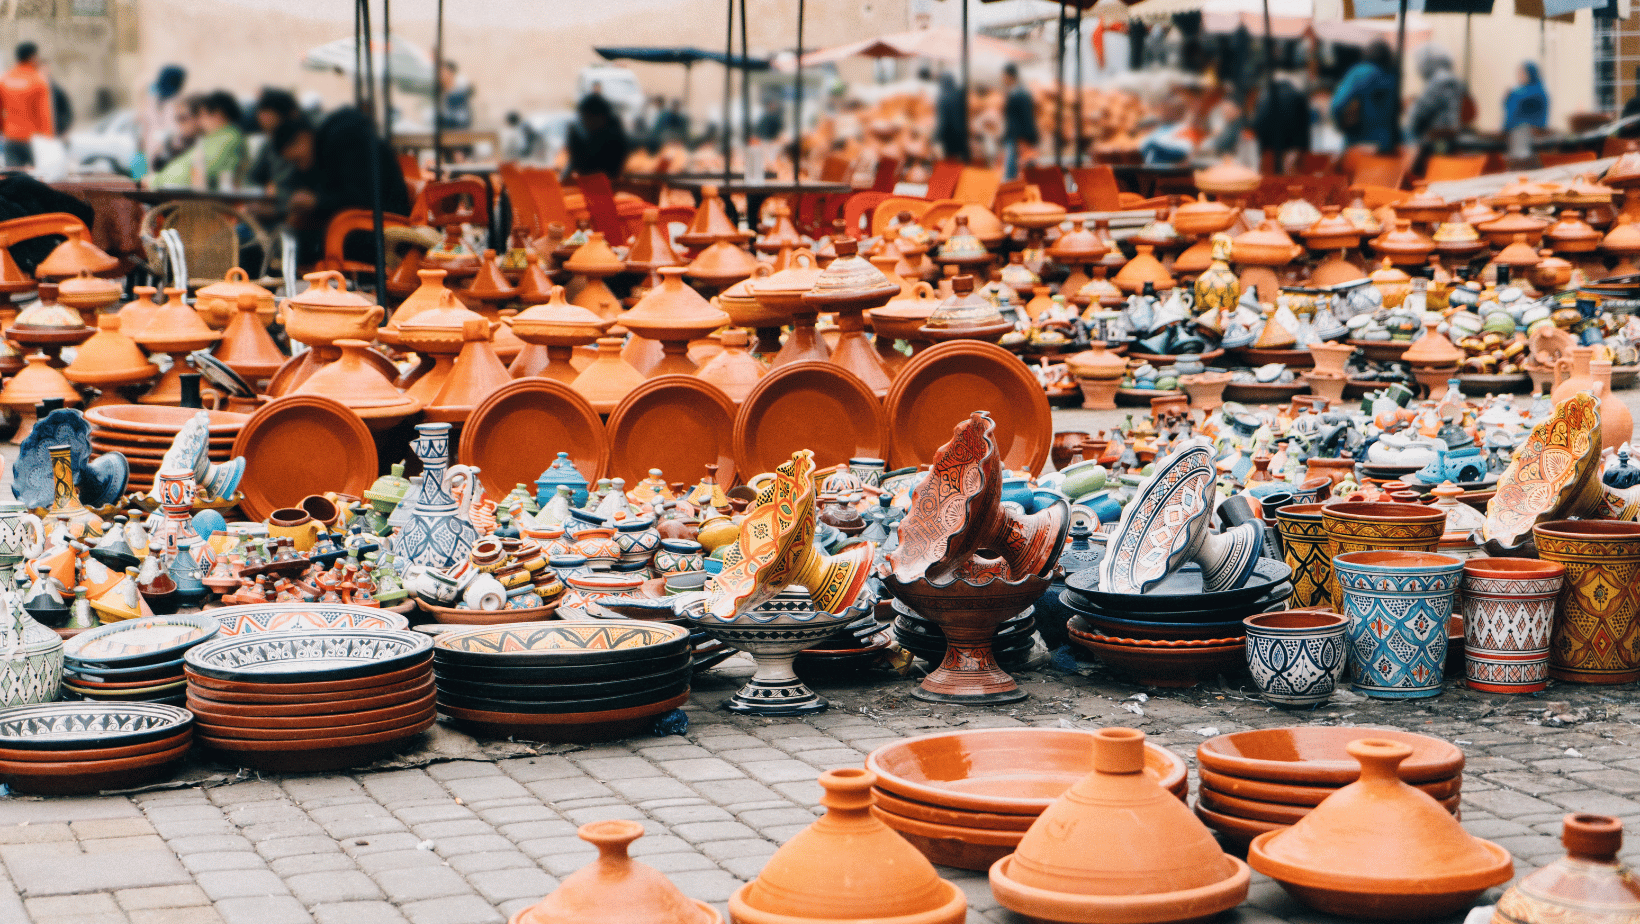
[1070,166,1121,212]
[415,177,490,228]
[925,161,963,201]
[317,209,413,276]
[572,172,626,241]
[1022,165,1072,209]
[870,157,901,193]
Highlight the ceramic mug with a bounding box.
[1243,608,1348,706]
[265,508,322,552]
[462,572,507,611]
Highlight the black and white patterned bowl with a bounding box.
[184,630,432,683]
[0,702,194,751]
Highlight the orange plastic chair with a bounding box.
[819,155,851,184]
[1070,166,1121,212]
[571,172,626,241]
[1422,154,1488,183]
[415,177,490,228]
[951,167,1001,207]
[925,161,963,200]
[498,162,539,237]
[317,209,413,276]
[517,166,574,232]
[1350,153,1410,190]
[1023,165,1072,209]
[991,179,1028,215]
[840,192,895,238]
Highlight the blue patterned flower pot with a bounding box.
[1243,609,1348,706]
[1333,550,1465,699]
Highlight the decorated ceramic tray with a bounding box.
[210,603,410,637]
[606,375,737,489]
[0,702,194,751]
[433,621,691,667]
[1065,557,1292,613]
[184,629,433,683]
[64,614,220,666]
[1099,444,1216,596]
[458,377,607,503]
[732,361,885,477]
[231,394,377,522]
[884,340,1052,475]
[1483,392,1603,547]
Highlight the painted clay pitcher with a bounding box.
[0,503,43,566]
[399,422,480,569]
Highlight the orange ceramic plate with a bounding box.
[605,375,736,489]
[458,377,607,501]
[732,361,884,478]
[230,394,377,522]
[885,340,1051,475]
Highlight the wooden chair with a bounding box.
[925,161,963,200]
[951,166,1001,207]
[140,200,272,288]
[1422,154,1488,183]
[1070,165,1122,212]
[316,208,414,277]
[818,155,851,184]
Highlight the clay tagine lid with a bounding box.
[13,282,88,330]
[1604,215,1640,255]
[563,232,626,278]
[686,239,760,289]
[0,352,81,408]
[1495,233,1544,267]
[1276,187,1323,235]
[750,247,823,313]
[383,268,454,344]
[1545,210,1602,251]
[625,209,683,273]
[35,224,120,279]
[64,313,158,385]
[510,819,721,924]
[1458,197,1501,226]
[1369,257,1412,287]
[1342,195,1382,234]
[571,336,647,414]
[507,285,613,345]
[398,287,489,353]
[802,239,899,313]
[678,186,751,248]
[939,203,1005,245]
[1304,205,1365,250]
[215,293,287,381]
[1001,185,1068,231]
[695,328,766,404]
[990,727,1249,922]
[425,318,512,423]
[1556,173,1617,206]
[1047,219,1110,264]
[918,274,1013,343]
[729,768,967,924]
[1493,814,1640,924]
[1172,198,1238,238]
[464,249,520,303]
[292,338,424,422]
[515,254,556,304]
[1478,203,1548,243]
[937,214,991,262]
[1490,174,1560,208]
[1113,244,1175,293]
[133,287,222,352]
[195,266,274,323]
[621,267,730,343]
[1372,218,1436,263]
[1193,157,1260,196]
[57,268,122,311]
[1248,738,1513,905]
[1232,219,1303,266]
[119,286,161,339]
[755,200,809,254]
[1396,184,1449,224]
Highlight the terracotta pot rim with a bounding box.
[1534,520,1640,541]
[1461,558,1566,580]
[1249,829,1513,895]
[1322,502,1446,525]
[1244,611,1348,633]
[729,878,967,924]
[989,853,1251,922]
[868,804,1021,846]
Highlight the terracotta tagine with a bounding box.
[1397,185,1450,226]
[1277,187,1323,235]
[508,819,721,924]
[1492,175,1558,208]
[625,208,683,276]
[1172,198,1239,238]
[1304,206,1366,251]
[677,186,748,250]
[35,224,120,280]
[1478,204,1548,249]
[1233,219,1304,266]
[133,286,222,405]
[381,268,454,347]
[292,338,424,431]
[1248,737,1513,920]
[756,200,808,255]
[571,336,646,414]
[396,287,489,404]
[1494,233,1544,272]
[695,328,766,404]
[1546,210,1602,253]
[751,247,828,367]
[423,317,512,424]
[214,292,287,385]
[935,214,994,269]
[277,270,385,388]
[939,204,1006,248]
[1372,218,1437,266]
[1193,157,1260,197]
[1112,244,1175,293]
[1493,814,1640,924]
[0,353,81,410]
[918,275,1013,344]
[194,266,276,330]
[460,249,520,317]
[620,267,730,377]
[729,767,967,924]
[505,285,612,382]
[1531,250,1573,292]
[63,313,158,389]
[717,276,785,357]
[802,239,896,397]
[990,727,1250,924]
[686,238,760,292]
[56,269,121,323]
[1047,218,1110,266]
[563,233,625,322]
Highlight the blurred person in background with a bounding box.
[138,64,186,175]
[1254,71,1313,172]
[1503,60,1548,159]
[1408,44,1465,158]
[149,91,246,189]
[247,88,301,208]
[564,90,630,181]
[0,43,52,167]
[1001,63,1038,179]
[1330,41,1396,153]
[935,72,970,163]
[437,60,473,130]
[274,107,409,264]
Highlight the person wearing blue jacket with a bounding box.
[1329,41,1397,153]
[1503,62,1550,133]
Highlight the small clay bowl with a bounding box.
[194,707,438,742]
[185,678,433,718]
[182,658,432,695]
[1197,727,1463,785]
[186,691,436,730]
[868,805,1020,872]
[1197,765,1460,806]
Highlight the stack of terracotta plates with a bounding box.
[0,702,194,794]
[86,405,247,494]
[209,602,409,636]
[891,600,1037,669]
[1194,727,1464,845]
[61,614,220,705]
[865,728,1188,871]
[183,629,435,771]
[433,621,692,743]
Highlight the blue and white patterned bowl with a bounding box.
[1244,609,1349,707]
[184,629,432,683]
[0,701,193,751]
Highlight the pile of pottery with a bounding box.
[890,599,1037,671]
[0,701,194,795]
[183,628,435,771]
[85,404,246,498]
[1194,726,1464,845]
[431,621,692,741]
[865,728,1186,871]
[61,613,219,706]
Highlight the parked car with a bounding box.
[67,109,138,175]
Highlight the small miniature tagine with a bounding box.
[508,819,721,924]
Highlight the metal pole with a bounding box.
[1074,10,1084,167]
[1392,0,1407,151]
[1463,13,1472,85]
[724,0,734,191]
[961,0,970,106]
[793,0,804,199]
[1055,0,1067,168]
[740,0,751,157]
[361,0,385,300]
[432,0,444,179]
[353,1,364,109]
[383,0,393,145]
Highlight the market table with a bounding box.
[665,177,853,227]
[120,188,278,207]
[48,173,145,262]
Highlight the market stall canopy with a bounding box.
[781,24,1035,70]
[302,34,433,94]
[1345,0,1588,21]
[594,47,772,69]
[1126,0,1433,41]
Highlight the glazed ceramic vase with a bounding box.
[688,588,855,716]
[1248,738,1513,920]
[1534,520,1640,684]
[398,422,480,569]
[729,767,968,924]
[0,503,43,569]
[1243,609,1349,707]
[508,819,721,924]
[1462,557,1565,694]
[0,601,63,707]
[43,444,103,540]
[1275,503,1331,609]
[1492,814,1640,924]
[1321,502,1444,609]
[989,727,1250,923]
[147,467,206,564]
[1333,550,1464,699]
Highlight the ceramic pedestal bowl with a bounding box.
[893,603,1037,669]
[886,572,1049,705]
[686,588,856,716]
[0,701,194,794]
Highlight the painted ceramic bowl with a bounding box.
[432,621,691,667]
[64,614,220,667]
[1099,445,1215,595]
[0,701,193,751]
[1483,392,1604,548]
[1197,727,1463,785]
[184,629,432,683]
[1063,558,1291,617]
[1243,609,1348,706]
[210,603,409,636]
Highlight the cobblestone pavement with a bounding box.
[6,652,1640,924]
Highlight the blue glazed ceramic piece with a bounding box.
[13,409,91,508]
[534,451,590,509]
[397,423,479,569]
[1243,609,1349,706]
[80,451,128,509]
[1333,550,1464,699]
[1098,444,1215,595]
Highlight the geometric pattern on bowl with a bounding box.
[1482,392,1603,548]
[432,621,690,664]
[0,702,194,750]
[1462,570,1562,693]
[210,603,410,636]
[183,629,433,683]
[1333,552,1463,699]
[64,614,220,665]
[1098,444,1215,595]
[1246,627,1346,707]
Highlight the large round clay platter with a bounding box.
[86,405,249,436]
[436,690,690,741]
[184,628,432,684]
[458,377,607,502]
[231,394,377,522]
[184,659,431,695]
[1196,727,1464,785]
[209,602,410,636]
[64,614,220,667]
[732,361,885,478]
[885,341,1051,475]
[606,375,737,489]
[433,621,691,668]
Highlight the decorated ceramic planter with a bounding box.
[1332,551,1464,699]
[1534,520,1640,684]
[687,588,854,716]
[1461,557,1565,693]
[1275,503,1331,610]
[0,609,63,708]
[1321,502,1444,609]
[1243,609,1347,707]
[652,539,705,577]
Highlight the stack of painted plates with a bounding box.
[0,702,194,794]
[865,728,1188,871]
[183,629,434,771]
[1061,559,1292,687]
[210,602,409,636]
[1194,727,1464,845]
[61,614,220,705]
[86,405,247,494]
[796,610,894,674]
[569,587,736,671]
[891,600,1037,669]
[433,621,692,743]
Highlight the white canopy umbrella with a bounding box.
[1126,0,1432,41]
[301,34,435,95]
[779,24,1035,70]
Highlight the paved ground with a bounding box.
[6,390,1640,924]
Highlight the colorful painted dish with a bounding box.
[184,629,433,683]
[1197,727,1464,785]
[606,374,737,489]
[458,377,607,503]
[1483,392,1604,547]
[0,730,190,763]
[732,361,885,478]
[432,661,693,702]
[1063,558,1291,614]
[184,659,432,696]
[210,603,410,636]
[62,679,187,699]
[1068,632,1246,687]
[64,615,219,666]
[433,621,691,667]
[61,658,186,682]
[435,690,690,742]
[431,649,691,685]
[231,394,377,522]
[885,340,1052,475]
[0,702,194,751]
[416,599,563,625]
[186,679,434,717]
[1098,445,1216,596]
